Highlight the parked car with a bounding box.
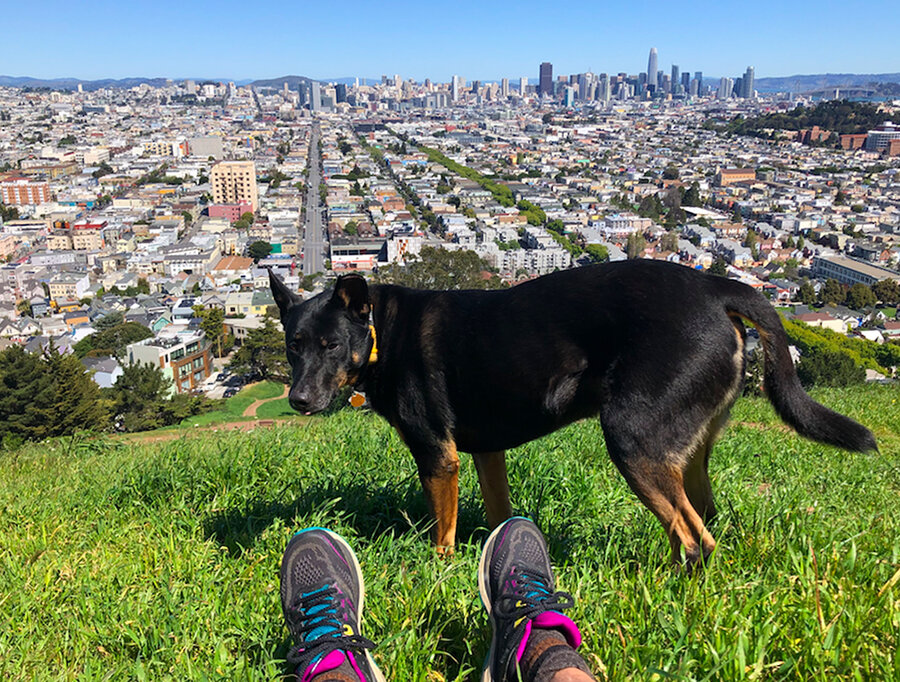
[223,388,238,398]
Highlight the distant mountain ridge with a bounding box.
[3,72,900,93]
[754,73,900,93]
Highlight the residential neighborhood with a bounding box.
[1,74,899,411]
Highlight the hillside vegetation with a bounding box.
[726,100,895,137]
[1,386,898,680]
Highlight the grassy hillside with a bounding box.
[1,386,898,680]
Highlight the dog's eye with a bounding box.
[327,342,341,351]
[289,339,302,353]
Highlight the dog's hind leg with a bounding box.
[473,451,513,529]
[414,440,460,556]
[614,455,716,568]
[682,428,720,524]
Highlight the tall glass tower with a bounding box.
[647,48,658,91]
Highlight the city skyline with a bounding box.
[1,0,898,82]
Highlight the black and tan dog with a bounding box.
[271,260,875,567]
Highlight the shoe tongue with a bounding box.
[300,649,347,682]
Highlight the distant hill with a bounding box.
[0,76,173,91]
[754,73,900,93]
[249,75,320,89]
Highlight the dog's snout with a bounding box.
[290,390,311,412]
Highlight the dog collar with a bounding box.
[368,324,378,364]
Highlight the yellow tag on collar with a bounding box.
[349,391,366,408]
[368,324,378,364]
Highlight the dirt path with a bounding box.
[242,383,290,417]
[119,416,306,444]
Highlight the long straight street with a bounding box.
[302,122,325,276]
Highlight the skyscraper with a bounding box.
[742,66,755,98]
[501,78,509,98]
[681,71,691,93]
[520,77,528,96]
[310,81,321,112]
[647,48,658,91]
[694,72,703,96]
[451,75,461,102]
[539,62,553,97]
[671,64,680,91]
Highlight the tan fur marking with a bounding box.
[473,451,513,529]
[351,351,360,364]
[337,288,351,306]
[420,440,460,555]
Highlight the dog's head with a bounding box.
[270,270,373,414]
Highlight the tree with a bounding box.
[846,283,877,310]
[192,305,231,358]
[662,165,680,180]
[659,232,679,252]
[344,220,359,236]
[0,203,20,222]
[872,279,900,305]
[228,313,290,382]
[374,247,506,290]
[731,207,743,223]
[708,257,728,277]
[181,211,193,226]
[584,244,609,263]
[74,322,153,359]
[248,240,273,261]
[107,363,172,432]
[0,346,56,445]
[42,345,110,437]
[240,211,255,223]
[798,281,817,305]
[95,311,124,330]
[819,278,846,305]
[626,233,647,259]
[682,183,701,207]
[797,347,865,388]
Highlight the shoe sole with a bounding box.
[477,519,526,682]
[288,528,386,682]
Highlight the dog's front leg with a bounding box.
[414,441,460,556]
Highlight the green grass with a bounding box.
[1,385,898,680]
[177,381,288,428]
[255,397,296,420]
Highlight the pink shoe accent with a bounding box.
[347,651,367,680]
[533,611,582,649]
[515,619,533,664]
[300,649,346,682]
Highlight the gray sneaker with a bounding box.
[477,517,582,682]
[280,527,385,681]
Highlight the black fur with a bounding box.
[270,261,876,563]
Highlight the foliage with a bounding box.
[192,305,230,358]
[819,279,847,305]
[228,314,290,383]
[419,145,515,207]
[248,240,273,261]
[708,257,728,276]
[797,347,866,388]
[583,243,609,263]
[798,281,817,305]
[374,246,506,290]
[517,200,546,226]
[727,100,894,137]
[74,321,153,359]
[625,233,646,260]
[0,345,109,446]
[682,183,701,207]
[872,279,900,305]
[782,318,891,375]
[846,283,876,310]
[0,203,20,222]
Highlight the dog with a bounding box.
[270,260,876,567]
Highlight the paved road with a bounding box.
[302,122,326,276]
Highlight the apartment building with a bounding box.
[210,161,258,212]
[126,331,212,394]
[0,176,52,205]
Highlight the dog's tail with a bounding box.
[716,277,876,453]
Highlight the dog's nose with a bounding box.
[290,390,311,412]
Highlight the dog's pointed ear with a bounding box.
[330,273,370,321]
[269,269,300,317]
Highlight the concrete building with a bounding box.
[1,176,52,205]
[126,331,212,394]
[210,161,258,212]
[812,255,900,287]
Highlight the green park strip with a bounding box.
[417,145,516,207]
[1,384,898,679]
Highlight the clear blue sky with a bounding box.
[2,0,898,82]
